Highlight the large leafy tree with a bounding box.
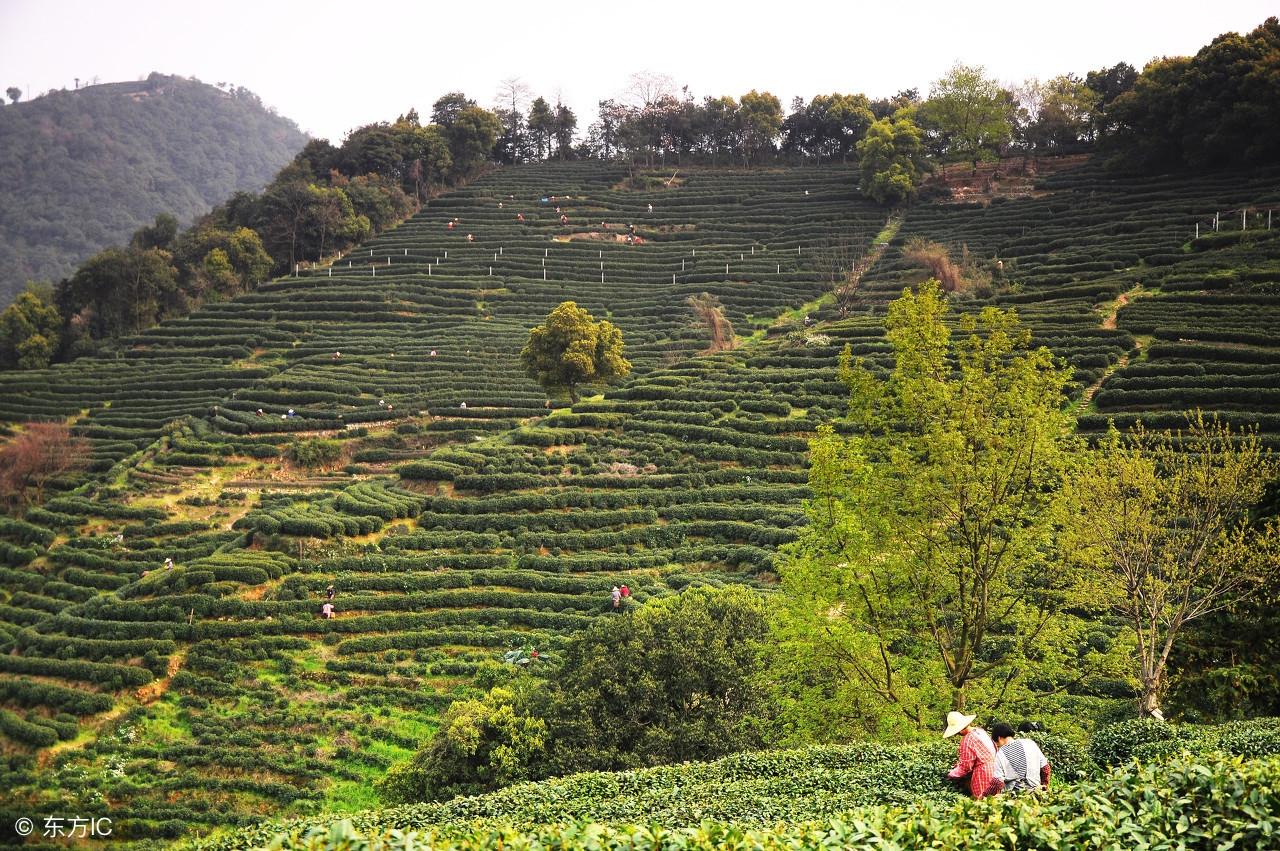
[783,93,875,161]
[55,245,179,339]
[773,280,1087,736]
[920,63,1014,164]
[553,102,577,159]
[1015,75,1099,151]
[856,116,928,205]
[0,285,61,369]
[527,96,556,160]
[446,105,502,178]
[1063,416,1280,719]
[738,89,783,165]
[520,301,631,403]
[1103,17,1280,170]
[380,587,771,803]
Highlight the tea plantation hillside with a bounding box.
[2,159,1280,845]
[0,162,892,842]
[861,163,1280,439]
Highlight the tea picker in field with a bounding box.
[943,711,1003,798]
[326,584,335,601]
[993,723,1051,792]
[321,602,335,619]
[611,586,622,609]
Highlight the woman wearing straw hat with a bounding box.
[943,711,1003,798]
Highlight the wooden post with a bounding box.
[372,266,376,277]
[725,263,729,275]
[797,245,801,255]
[404,248,408,255]
[682,259,686,271]
[489,266,493,276]
[672,273,676,284]
[428,264,432,275]
[601,271,604,283]
[445,250,448,258]
[1195,223,1199,239]
[776,264,780,273]
[328,267,331,277]
[545,248,549,257]
[543,268,547,280]
[1242,209,1247,230]
[500,246,504,255]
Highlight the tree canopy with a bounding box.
[379,586,771,803]
[918,63,1014,164]
[773,280,1098,738]
[856,116,928,205]
[520,301,631,403]
[1063,415,1280,718]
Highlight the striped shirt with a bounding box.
[995,737,1050,792]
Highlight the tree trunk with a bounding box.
[1139,675,1163,719]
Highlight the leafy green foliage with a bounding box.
[0,285,60,368]
[774,280,1089,733]
[378,685,546,804]
[1063,415,1280,717]
[521,301,631,402]
[918,64,1013,163]
[199,742,1280,851]
[380,587,772,803]
[291,439,344,469]
[857,117,927,205]
[1102,17,1280,170]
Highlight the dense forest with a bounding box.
[0,73,306,307]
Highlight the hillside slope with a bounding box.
[0,73,306,306]
[1,160,1279,846]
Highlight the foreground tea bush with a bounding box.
[202,752,1280,851]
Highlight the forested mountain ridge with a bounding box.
[0,73,307,306]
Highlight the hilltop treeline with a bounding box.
[3,17,1275,369]
[0,73,307,307]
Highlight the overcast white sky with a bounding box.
[1,1,1274,143]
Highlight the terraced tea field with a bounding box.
[0,163,891,841]
[861,162,1280,439]
[2,159,1279,845]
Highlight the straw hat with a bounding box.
[943,711,976,738]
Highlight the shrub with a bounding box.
[292,439,344,469]
[1088,718,1185,766]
